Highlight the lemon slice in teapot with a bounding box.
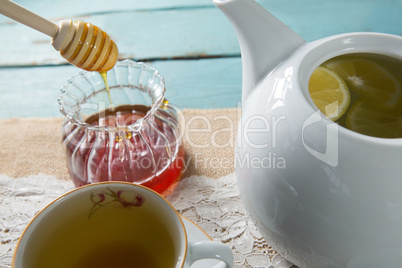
[324,57,401,110]
[309,66,351,121]
[346,99,402,138]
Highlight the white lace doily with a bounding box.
[0,173,294,268]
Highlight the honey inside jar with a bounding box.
[60,61,184,194]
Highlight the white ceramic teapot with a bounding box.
[214,0,402,267]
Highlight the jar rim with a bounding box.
[58,60,166,132]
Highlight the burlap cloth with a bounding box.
[0,108,240,181]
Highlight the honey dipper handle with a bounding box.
[0,0,58,37]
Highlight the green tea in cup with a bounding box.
[12,182,234,268]
[31,194,174,268]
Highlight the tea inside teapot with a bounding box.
[309,53,402,138]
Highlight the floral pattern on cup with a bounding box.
[89,187,145,218]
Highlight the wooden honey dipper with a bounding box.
[0,0,118,72]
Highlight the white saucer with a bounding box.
[181,216,224,268]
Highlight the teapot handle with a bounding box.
[187,241,234,267]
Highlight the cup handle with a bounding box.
[187,241,234,267]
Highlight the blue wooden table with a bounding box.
[0,0,401,119]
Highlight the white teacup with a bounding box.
[12,182,233,268]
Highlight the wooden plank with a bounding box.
[269,0,402,42]
[0,0,400,67]
[0,57,242,119]
[152,58,242,109]
[0,65,79,119]
[0,0,213,23]
[0,8,239,66]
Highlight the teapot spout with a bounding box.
[213,0,305,103]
